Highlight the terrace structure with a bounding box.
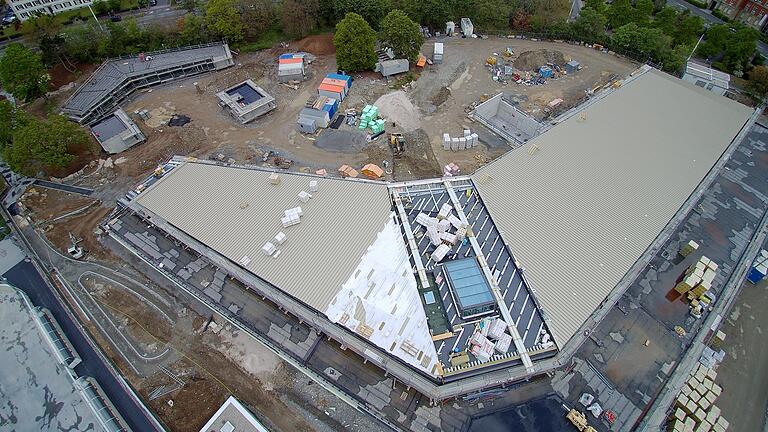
[62,43,234,125]
[108,65,754,401]
[216,80,277,124]
[90,108,146,154]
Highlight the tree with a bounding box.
[473,0,512,31]
[92,0,110,14]
[673,14,704,46]
[572,7,607,42]
[0,100,13,147]
[64,25,104,63]
[4,114,88,175]
[662,43,691,74]
[612,22,671,61]
[178,14,209,45]
[239,0,276,39]
[281,0,319,38]
[334,0,392,29]
[108,0,121,12]
[699,23,759,73]
[182,0,196,11]
[206,0,245,44]
[333,13,377,72]
[530,0,570,30]
[652,6,677,36]
[0,44,49,102]
[583,0,606,15]
[380,10,423,62]
[419,0,450,31]
[607,0,632,29]
[749,65,768,98]
[633,0,653,27]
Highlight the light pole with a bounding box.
[87,3,104,31]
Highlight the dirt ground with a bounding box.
[88,35,637,185]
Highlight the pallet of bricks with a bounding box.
[668,362,729,432]
[674,255,718,318]
[358,105,385,134]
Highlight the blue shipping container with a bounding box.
[748,266,767,284]
[322,98,339,118]
[327,73,353,88]
[539,66,553,79]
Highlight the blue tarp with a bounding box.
[322,98,338,118]
[539,66,553,79]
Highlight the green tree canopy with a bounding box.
[4,114,89,175]
[0,100,13,147]
[0,44,49,102]
[380,10,423,62]
[748,65,768,98]
[673,13,704,47]
[633,0,654,27]
[652,6,678,36]
[572,7,607,42]
[206,0,245,44]
[472,0,512,30]
[699,23,759,74]
[334,0,392,29]
[333,12,377,72]
[583,0,606,15]
[612,22,671,59]
[281,0,320,38]
[607,0,632,29]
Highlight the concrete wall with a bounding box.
[472,93,541,144]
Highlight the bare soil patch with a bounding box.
[513,49,568,71]
[294,33,336,56]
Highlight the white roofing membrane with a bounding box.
[326,214,439,376]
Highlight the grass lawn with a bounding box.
[239,29,284,53]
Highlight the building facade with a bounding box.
[7,0,94,21]
[716,0,768,31]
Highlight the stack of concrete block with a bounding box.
[668,363,728,432]
[298,191,312,203]
[442,130,480,151]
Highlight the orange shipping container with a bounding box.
[318,83,345,94]
[279,58,303,64]
[322,78,348,88]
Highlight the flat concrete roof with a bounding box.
[63,44,230,118]
[199,396,268,432]
[473,68,752,345]
[135,162,393,312]
[0,284,103,431]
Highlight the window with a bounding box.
[695,80,707,88]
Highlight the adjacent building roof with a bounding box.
[685,61,730,90]
[135,162,392,312]
[472,68,752,345]
[199,396,268,432]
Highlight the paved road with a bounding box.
[3,259,163,432]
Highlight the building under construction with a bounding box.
[62,43,234,125]
[107,66,753,401]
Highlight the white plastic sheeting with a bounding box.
[326,214,439,376]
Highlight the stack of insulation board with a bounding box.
[675,256,718,316]
[278,53,305,82]
[468,331,494,362]
[668,363,728,432]
[358,105,384,133]
[479,317,513,354]
[415,203,468,263]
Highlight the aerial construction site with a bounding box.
[6,24,768,432]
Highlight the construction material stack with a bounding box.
[460,17,473,37]
[278,53,306,82]
[674,255,719,317]
[359,105,385,134]
[668,363,729,432]
[679,240,700,257]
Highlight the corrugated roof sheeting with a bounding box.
[472,69,752,346]
[135,162,393,311]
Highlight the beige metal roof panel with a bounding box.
[135,162,392,311]
[472,69,751,345]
